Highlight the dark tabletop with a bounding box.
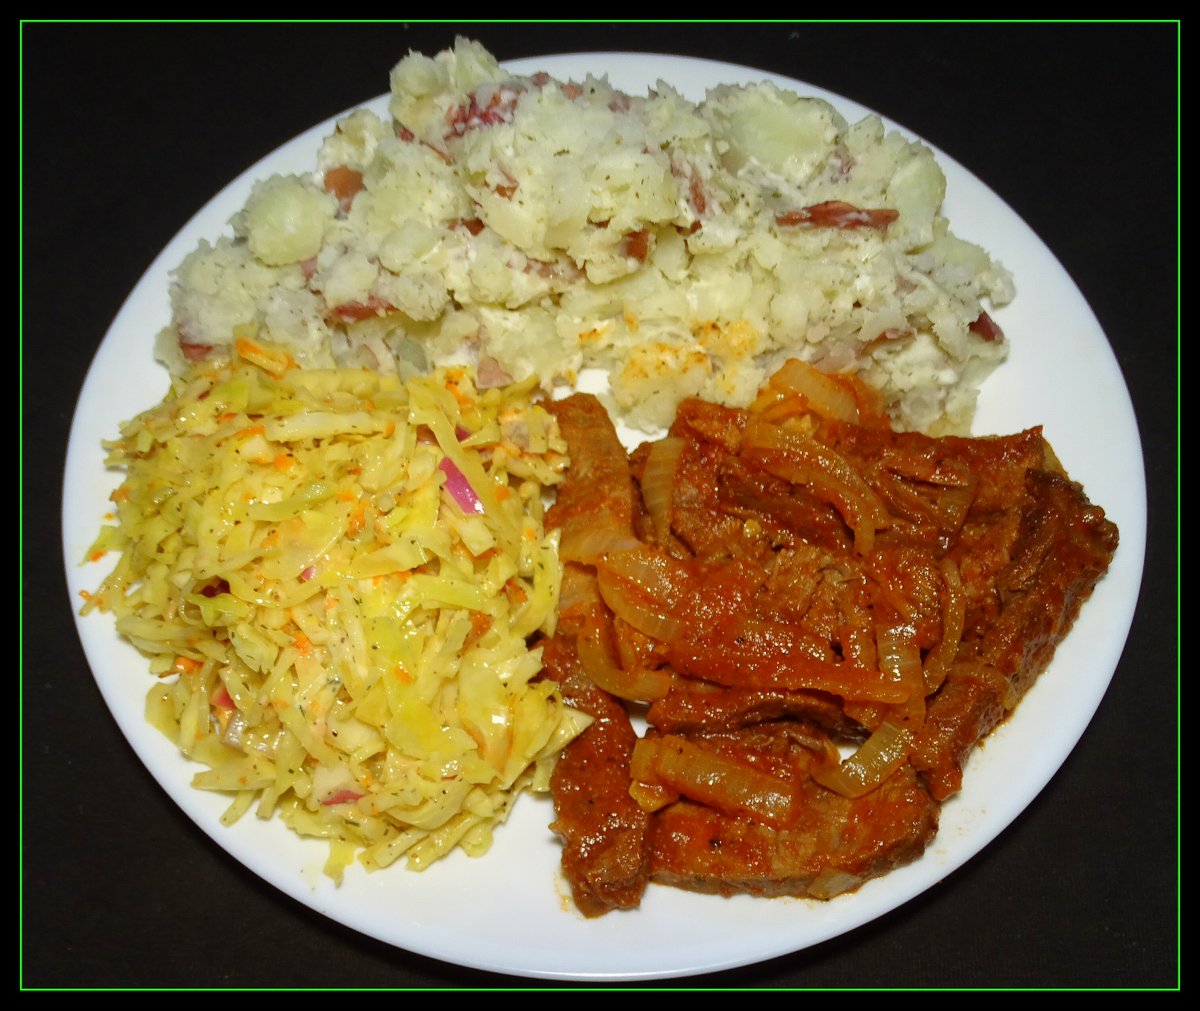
[21,22,1178,990]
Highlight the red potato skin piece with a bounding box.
[969,310,1004,342]
[180,341,213,362]
[325,295,394,324]
[624,228,651,262]
[444,88,520,138]
[775,200,899,230]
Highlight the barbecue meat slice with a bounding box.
[911,468,1120,798]
[648,764,938,899]
[539,374,1116,912]
[647,683,864,740]
[546,393,637,565]
[542,634,650,917]
[542,393,649,916]
[640,721,938,899]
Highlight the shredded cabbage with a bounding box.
[83,340,589,880]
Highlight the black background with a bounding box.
[22,22,1177,988]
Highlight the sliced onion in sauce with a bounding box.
[923,558,966,694]
[633,734,798,828]
[811,720,911,799]
[595,548,691,642]
[577,613,671,703]
[639,436,685,544]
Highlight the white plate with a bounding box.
[61,53,1146,981]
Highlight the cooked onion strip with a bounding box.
[923,558,966,693]
[763,358,861,423]
[877,624,926,728]
[666,639,909,703]
[743,419,890,553]
[811,720,911,799]
[639,436,685,544]
[577,613,671,703]
[632,735,798,828]
[952,660,1020,710]
[557,525,641,565]
[595,548,692,642]
[869,467,976,535]
[628,738,681,812]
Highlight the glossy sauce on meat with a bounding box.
[541,395,650,915]
[539,367,1117,912]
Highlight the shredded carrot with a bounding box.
[173,656,203,675]
[235,337,296,378]
[463,722,487,754]
[394,665,413,685]
[445,382,472,407]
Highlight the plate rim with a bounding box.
[60,49,1147,982]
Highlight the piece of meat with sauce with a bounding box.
[542,393,650,916]
[649,764,938,899]
[648,683,864,740]
[541,634,649,917]
[540,368,1116,912]
[659,403,1118,806]
[546,393,638,565]
[911,468,1120,798]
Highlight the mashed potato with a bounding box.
[156,38,1013,434]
